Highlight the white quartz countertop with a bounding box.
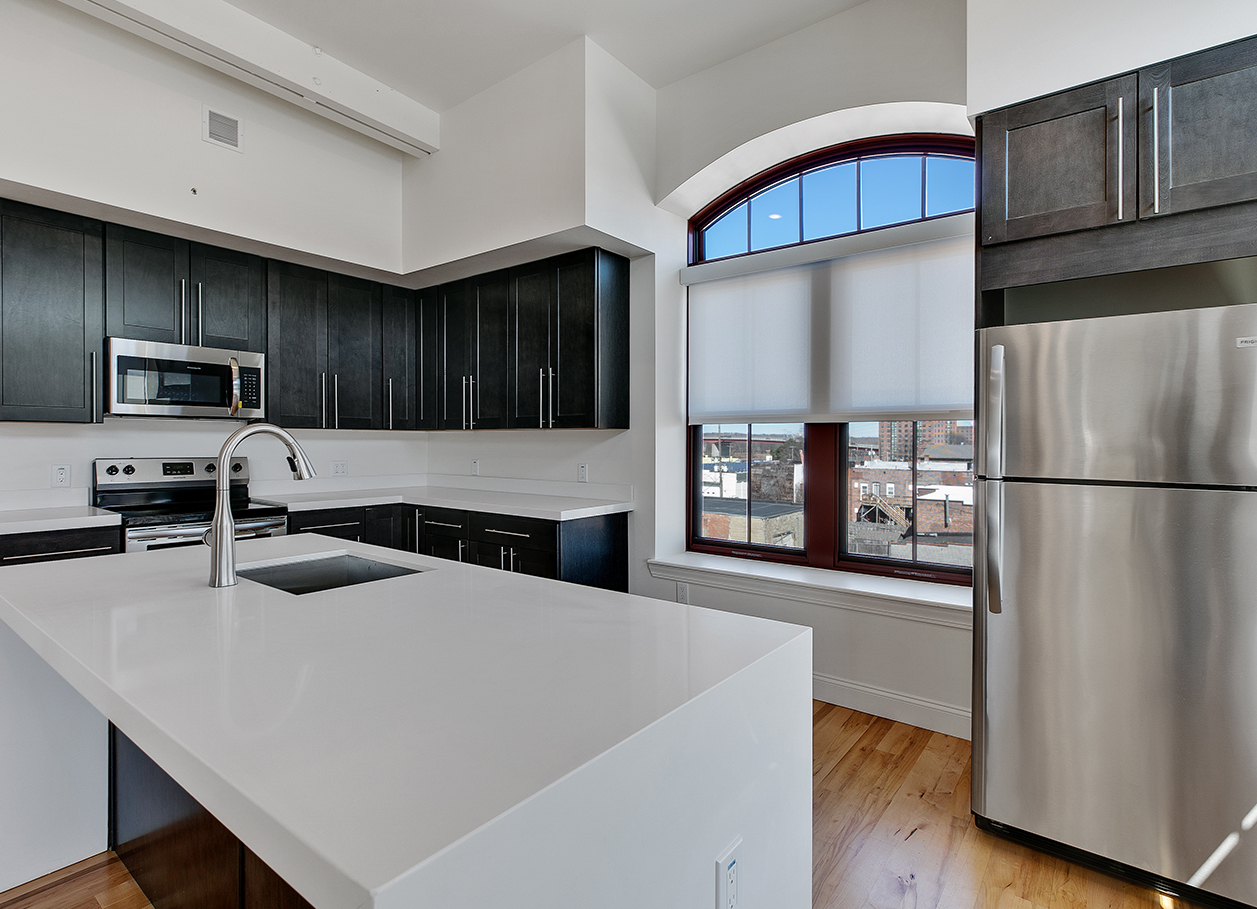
[0,534,804,909]
[256,486,634,521]
[0,505,121,535]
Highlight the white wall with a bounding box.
[967,0,1257,116]
[654,0,967,203]
[0,0,404,271]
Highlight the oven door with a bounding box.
[126,517,287,552]
[107,338,265,419]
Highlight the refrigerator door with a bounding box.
[977,302,1257,485]
[974,479,1257,903]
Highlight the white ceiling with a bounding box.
[223,0,871,112]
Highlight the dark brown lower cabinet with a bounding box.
[0,525,121,566]
[287,507,365,542]
[110,725,312,909]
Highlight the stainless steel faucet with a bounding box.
[206,422,316,587]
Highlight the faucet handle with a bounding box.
[286,455,298,475]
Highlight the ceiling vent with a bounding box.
[202,106,242,152]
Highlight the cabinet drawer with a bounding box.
[423,506,469,537]
[0,525,121,565]
[468,513,557,553]
[469,540,557,579]
[288,507,365,541]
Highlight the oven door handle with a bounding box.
[128,518,285,542]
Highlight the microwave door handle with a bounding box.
[229,357,241,417]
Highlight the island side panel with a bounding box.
[374,629,813,909]
[0,621,107,891]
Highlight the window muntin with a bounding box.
[693,139,975,264]
[697,423,805,551]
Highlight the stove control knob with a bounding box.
[204,463,216,473]
[231,463,243,473]
[122,465,136,476]
[105,465,119,476]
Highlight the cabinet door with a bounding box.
[980,75,1137,244]
[439,280,472,430]
[189,244,266,352]
[0,201,104,423]
[382,286,416,430]
[509,261,552,428]
[289,507,365,541]
[364,504,398,547]
[327,274,382,430]
[424,533,466,562]
[1140,37,1257,219]
[105,225,190,344]
[508,546,558,580]
[416,287,440,431]
[470,270,511,430]
[267,261,328,428]
[469,540,508,570]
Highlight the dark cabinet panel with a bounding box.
[267,261,328,428]
[0,201,104,423]
[417,288,439,431]
[980,75,1137,245]
[1141,36,1257,219]
[243,848,314,909]
[439,272,510,430]
[189,244,266,352]
[438,280,471,430]
[382,286,417,430]
[0,525,121,565]
[288,507,365,541]
[423,506,469,561]
[105,225,190,345]
[508,248,629,429]
[365,504,422,550]
[469,512,557,553]
[327,274,382,430]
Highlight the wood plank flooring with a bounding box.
[1,704,1216,909]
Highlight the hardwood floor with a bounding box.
[0,704,1215,909]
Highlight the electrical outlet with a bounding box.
[331,460,349,477]
[676,582,690,604]
[471,459,479,476]
[51,465,70,488]
[716,837,742,909]
[578,463,588,483]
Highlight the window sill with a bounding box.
[647,552,973,629]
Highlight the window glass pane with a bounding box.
[846,421,915,562]
[802,162,857,241]
[698,424,749,543]
[750,179,800,251]
[860,156,923,229]
[749,423,805,550]
[914,420,974,568]
[702,202,749,259]
[925,156,975,217]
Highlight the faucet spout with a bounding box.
[207,423,316,588]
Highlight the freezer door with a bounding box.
[977,303,1257,485]
[974,480,1257,903]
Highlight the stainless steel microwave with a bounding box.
[106,338,265,419]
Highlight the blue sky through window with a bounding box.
[702,201,749,259]
[925,156,975,217]
[750,178,800,251]
[860,156,922,229]
[802,162,857,241]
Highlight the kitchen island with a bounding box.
[0,534,811,909]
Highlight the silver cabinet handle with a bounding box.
[469,374,475,430]
[90,350,97,423]
[500,546,505,570]
[484,528,530,538]
[334,374,340,429]
[1116,96,1124,220]
[321,373,327,428]
[986,481,1003,614]
[388,377,394,430]
[298,521,361,532]
[414,509,421,553]
[540,368,545,428]
[197,283,204,346]
[1152,86,1161,214]
[229,356,241,416]
[986,345,1005,480]
[457,539,465,562]
[180,279,187,344]
[426,520,463,530]
[509,548,516,572]
[462,375,468,430]
[547,367,554,428]
[2,546,112,563]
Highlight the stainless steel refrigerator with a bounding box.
[974,303,1257,904]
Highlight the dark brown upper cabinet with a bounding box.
[382,286,439,431]
[981,74,1137,245]
[1140,36,1257,219]
[105,225,264,352]
[508,248,629,429]
[438,271,510,430]
[0,201,104,423]
[267,263,382,430]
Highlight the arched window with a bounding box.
[686,134,976,584]
[689,134,974,264]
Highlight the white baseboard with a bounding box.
[813,671,971,740]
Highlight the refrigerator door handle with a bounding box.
[987,344,1005,479]
[987,480,1003,614]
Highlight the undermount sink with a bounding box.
[237,554,422,595]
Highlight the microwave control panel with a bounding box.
[239,367,262,409]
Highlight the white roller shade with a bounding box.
[687,234,974,424]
